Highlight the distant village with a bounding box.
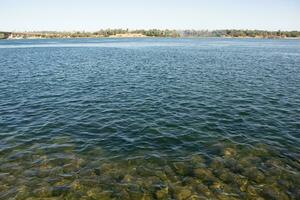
[1,29,300,39]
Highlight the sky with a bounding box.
[1,0,299,31]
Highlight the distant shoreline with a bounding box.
[1,29,300,40]
[3,36,300,40]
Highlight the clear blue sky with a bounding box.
[1,0,299,31]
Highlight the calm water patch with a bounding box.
[0,38,300,199]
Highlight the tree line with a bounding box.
[5,29,300,39]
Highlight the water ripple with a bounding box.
[0,38,300,199]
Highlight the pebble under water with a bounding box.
[0,38,300,200]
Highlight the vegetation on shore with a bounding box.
[1,29,300,39]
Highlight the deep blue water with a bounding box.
[0,38,300,199]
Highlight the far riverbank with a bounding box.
[1,29,300,40]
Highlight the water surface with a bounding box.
[0,38,300,199]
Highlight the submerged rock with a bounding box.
[210,181,223,190]
[33,186,52,197]
[191,155,205,166]
[122,174,134,183]
[0,173,16,184]
[52,185,70,197]
[244,167,265,183]
[246,185,258,196]
[15,185,30,200]
[93,168,101,176]
[193,167,216,183]
[129,190,145,200]
[239,156,262,168]
[223,147,237,158]
[118,189,131,200]
[25,197,62,200]
[1,139,299,200]
[142,176,163,190]
[87,188,102,199]
[182,177,201,186]
[164,166,178,182]
[155,186,169,199]
[196,184,211,197]
[223,158,243,173]
[136,166,153,177]
[261,185,290,200]
[214,168,234,183]
[216,193,239,200]
[209,157,224,169]
[235,176,248,192]
[100,163,115,174]
[87,189,112,200]
[99,191,113,200]
[155,171,168,182]
[173,162,191,176]
[142,193,152,200]
[70,180,82,190]
[173,186,192,200]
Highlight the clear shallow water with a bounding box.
[0,38,300,200]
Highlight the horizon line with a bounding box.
[2,28,300,33]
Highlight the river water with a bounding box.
[0,38,299,199]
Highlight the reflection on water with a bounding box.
[0,38,300,199]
